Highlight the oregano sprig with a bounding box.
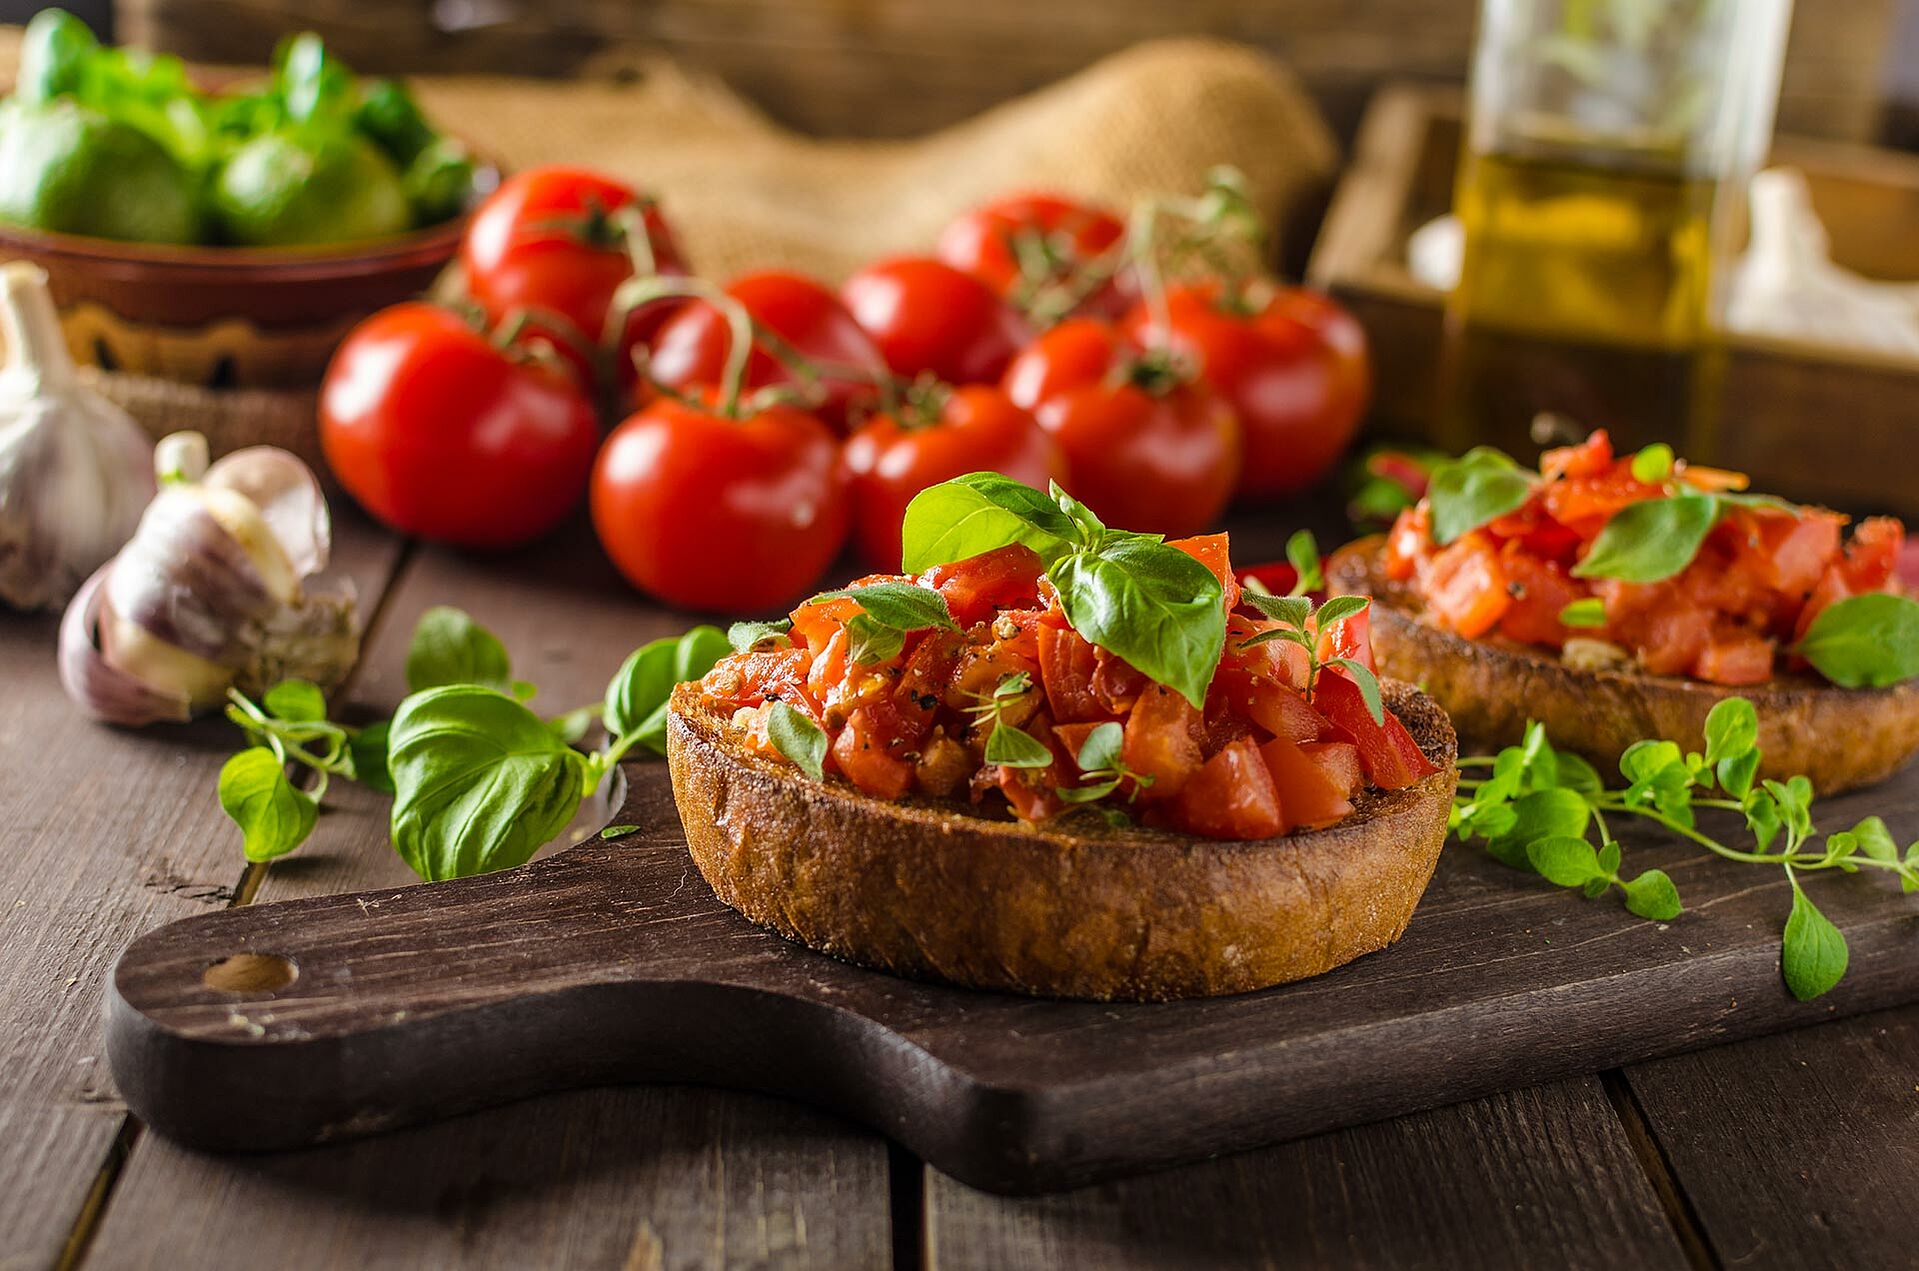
[969,671,1051,769]
[1239,590,1387,725]
[1451,698,1919,1000]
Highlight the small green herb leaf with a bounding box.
[1850,816,1898,864]
[1572,494,1721,583]
[1328,659,1385,725]
[1487,788,1592,867]
[1792,593,1919,688]
[1286,530,1324,593]
[1075,721,1125,773]
[1526,835,1606,886]
[600,824,641,840]
[1622,868,1683,920]
[766,702,827,780]
[389,686,590,881]
[1703,697,1758,766]
[1629,442,1674,484]
[1428,447,1534,544]
[900,472,1078,573]
[1781,880,1849,1001]
[1559,598,1606,628]
[1313,595,1371,631]
[813,582,957,632]
[346,720,394,794]
[406,606,513,693]
[219,747,317,862]
[1245,593,1312,628]
[727,619,792,652]
[987,721,1055,769]
[1718,748,1761,800]
[844,613,906,665]
[263,679,327,722]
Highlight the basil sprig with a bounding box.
[807,582,957,665]
[902,475,1225,708]
[1426,447,1534,544]
[1571,493,1720,584]
[1792,593,1919,688]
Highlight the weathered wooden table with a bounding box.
[6,501,1916,1271]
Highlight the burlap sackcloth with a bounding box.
[0,31,1337,464]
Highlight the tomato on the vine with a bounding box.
[843,383,1065,570]
[646,270,885,431]
[1124,281,1369,497]
[591,393,849,613]
[1002,318,1239,538]
[461,165,688,390]
[319,303,600,549]
[841,256,1030,385]
[936,192,1131,322]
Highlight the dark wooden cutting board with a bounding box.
[107,760,1919,1195]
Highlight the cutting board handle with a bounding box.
[103,773,935,1156]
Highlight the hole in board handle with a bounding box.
[203,953,298,995]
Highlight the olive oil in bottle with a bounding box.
[1439,136,1726,456]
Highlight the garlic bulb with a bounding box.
[0,261,154,610]
[59,431,361,726]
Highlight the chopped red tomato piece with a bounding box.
[1038,622,1104,722]
[1122,684,1204,796]
[1540,430,1613,482]
[1174,739,1285,840]
[1315,600,1374,673]
[832,708,914,799]
[1170,533,1241,611]
[1693,630,1774,686]
[1423,533,1511,638]
[1495,547,1581,646]
[1312,669,1435,790]
[1301,740,1364,798]
[1260,738,1354,829]
[923,543,1045,626]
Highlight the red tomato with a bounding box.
[1315,601,1375,673]
[936,192,1131,321]
[646,270,886,431]
[1312,669,1436,791]
[1124,281,1368,497]
[1694,631,1775,687]
[319,303,599,549]
[1260,737,1354,829]
[590,394,849,612]
[832,707,914,799]
[1038,622,1105,723]
[1495,548,1580,647]
[843,385,1065,570]
[1170,533,1241,611]
[1002,319,1239,537]
[841,256,1031,385]
[1173,739,1285,840]
[1121,683,1204,796]
[922,544,1046,627]
[461,166,689,389]
[1423,534,1511,639]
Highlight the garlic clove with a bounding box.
[57,566,194,726]
[104,486,280,665]
[202,445,331,579]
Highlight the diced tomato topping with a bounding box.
[1260,738,1354,829]
[1089,647,1148,714]
[1540,430,1613,482]
[1312,668,1435,791]
[1173,739,1285,840]
[1693,630,1775,686]
[1423,533,1511,638]
[922,543,1045,627]
[1302,740,1364,797]
[1170,533,1241,611]
[996,713,1070,822]
[1038,622,1104,723]
[832,707,914,799]
[1383,505,1431,581]
[1122,684,1204,796]
[1840,517,1902,592]
[1495,546,1580,646]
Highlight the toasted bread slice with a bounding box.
[1327,536,1919,795]
[665,679,1458,1001]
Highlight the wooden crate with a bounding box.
[1307,83,1919,517]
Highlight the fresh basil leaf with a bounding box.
[899,472,1077,573]
[1629,443,1674,484]
[347,720,394,795]
[987,721,1054,769]
[1328,659,1385,725]
[1781,881,1849,1001]
[406,606,512,693]
[1245,593,1312,628]
[1793,593,1919,688]
[1458,800,1519,842]
[388,686,590,881]
[766,702,827,779]
[1313,595,1371,632]
[1051,482,1108,544]
[1526,835,1606,886]
[1572,494,1720,583]
[263,679,327,723]
[1286,529,1324,593]
[1622,868,1682,920]
[1703,697,1758,765]
[813,582,957,632]
[1850,816,1898,864]
[993,670,1033,699]
[1559,598,1606,628]
[728,619,792,653]
[844,613,906,665]
[1076,721,1125,773]
[604,625,731,754]
[219,747,317,862]
[1428,447,1534,544]
[1050,536,1225,709]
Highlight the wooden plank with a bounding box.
[118,0,1897,144]
[924,1078,1689,1271]
[0,509,400,1271]
[87,523,896,1270]
[1622,1003,1919,1270]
